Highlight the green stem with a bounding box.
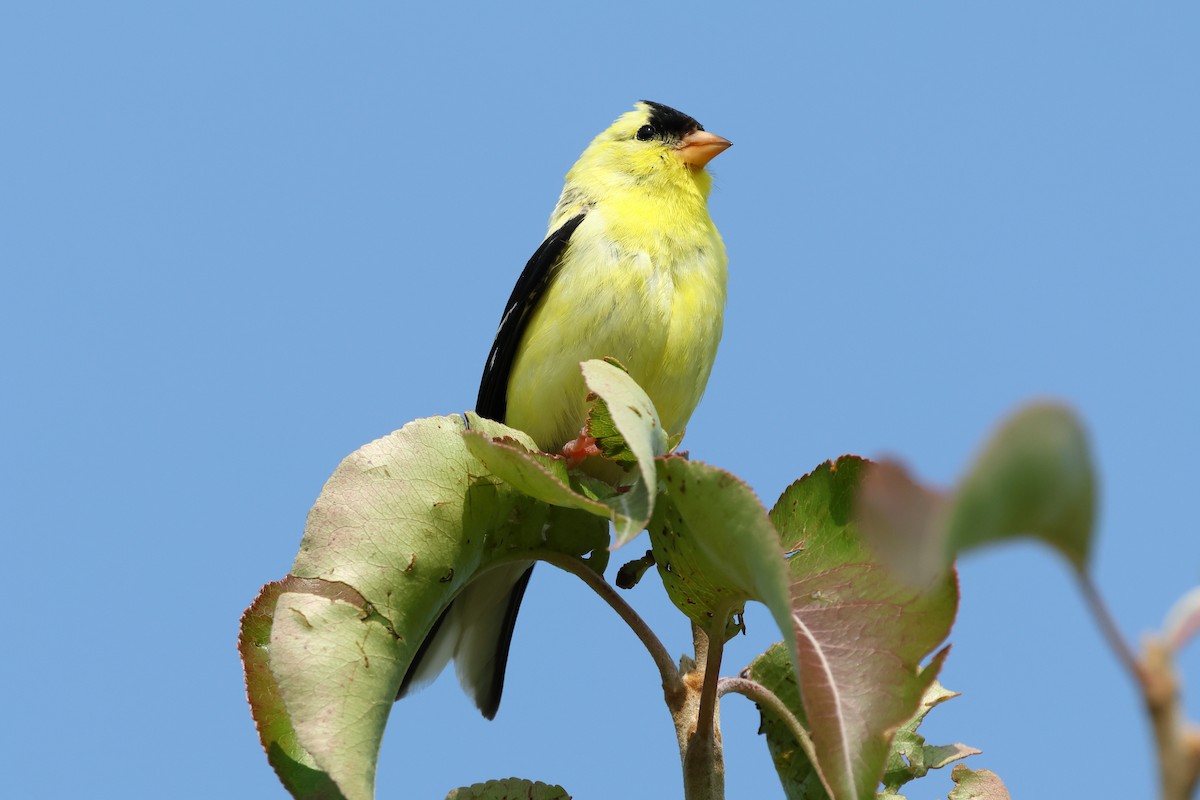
[719,676,835,798]
[719,677,816,761]
[678,619,729,800]
[1076,573,1200,799]
[533,550,679,687]
[1076,571,1140,681]
[694,618,726,740]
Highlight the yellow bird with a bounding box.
[400,100,731,718]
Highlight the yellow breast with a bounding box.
[505,194,727,452]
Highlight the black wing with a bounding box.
[476,212,587,422]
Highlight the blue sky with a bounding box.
[5,3,1198,798]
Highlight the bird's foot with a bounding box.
[562,432,601,469]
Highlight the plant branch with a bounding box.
[694,617,727,741]
[720,676,839,800]
[718,676,819,765]
[1077,572,1200,800]
[533,549,679,686]
[675,621,729,800]
[1142,636,1200,800]
[1076,571,1141,682]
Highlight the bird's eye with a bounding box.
[636,124,656,141]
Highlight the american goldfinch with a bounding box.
[400,100,730,718]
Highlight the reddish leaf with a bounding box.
[948,765,1012,799]
[858,403,1096,587]
[771,457,958,800]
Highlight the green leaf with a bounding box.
[650,456,795,651]
[881,681,981,792]
[770,456,958,800]
[250,415,607,799]
[948,765,1012,800]
[292,414,605,624]
[746,643,831,800]
[269,587,404,800]
[586,387,640,468]
[948,403,1095,568]
[542,503,612,575]
[747,656,978,800]
[464,360,665,547]
[580,359,667,546]
[857,402,1097,587]
[445,778,571,799]
[239,579,347,800]
[461,417,617,517]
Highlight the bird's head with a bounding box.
[567,101,731,197]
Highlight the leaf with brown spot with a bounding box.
[651,456,794,650]
[243,415,607,799]
[462,419,616,518]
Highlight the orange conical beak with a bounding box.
[675,129,732,168]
